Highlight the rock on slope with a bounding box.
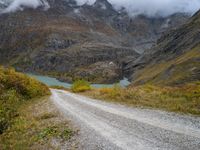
[126,10,200,85]
[0,0,189,83]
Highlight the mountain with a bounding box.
[127,10,200,86]
[0,0,189,83]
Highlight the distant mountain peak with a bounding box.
[93,0,113,10]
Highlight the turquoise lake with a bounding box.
[28,74,131,88]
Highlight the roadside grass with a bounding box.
[0,67,77,149]
[0,97,76,150]
[83,82,200,116]
[37,125,73,141]
[49,85,71,91]
[71,80,91,93]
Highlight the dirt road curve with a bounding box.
[51,89,200,150]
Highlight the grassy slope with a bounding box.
[81,41,200,116]
[83,82,200,116]
[0,66,50,134]
[132,45,200,85]
[0,67,77,149]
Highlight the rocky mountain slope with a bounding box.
[127,10,200,85]
[0,0,189,83]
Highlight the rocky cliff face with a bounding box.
[0,0,189,83]
[127,11,200,85]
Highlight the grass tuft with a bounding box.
[38,126,58,140]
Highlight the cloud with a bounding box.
[2,0,49,13]
[75,0,95,5]
[1,0,200,17]
[75,0,200,17]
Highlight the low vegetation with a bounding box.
[83,82,200,115]
[133,46,200,85]
[50,85,70,91]
[0,67,77,149]
[71,80,91,93]
[0,66,50,134]
[0,97,76,150]
[37,125,73,141]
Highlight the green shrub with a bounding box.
[60,128,73,140]
[37,126,73,140]
[38,126,58,139]
[71,80,91,93]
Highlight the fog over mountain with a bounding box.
[1,0,200,17]
[0,0,49,13]
[0,0,197,84]
[77,0,200,17]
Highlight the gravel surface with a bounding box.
[51,89,200,150]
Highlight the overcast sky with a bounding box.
[77,0,200,17]
[2,0,200,17]
[2,0,49,13]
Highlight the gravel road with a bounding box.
[51,89,200,150]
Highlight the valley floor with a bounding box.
[51,89,200,150]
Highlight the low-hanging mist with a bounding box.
[1,0,200,17]
[1,0,49,13]
[77,0,200,17]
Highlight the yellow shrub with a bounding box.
[71,80,91,93]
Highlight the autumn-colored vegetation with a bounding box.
[71,80,91,93]
[132,45,200,85]
[0,66,50,134]
[83,82,200,115]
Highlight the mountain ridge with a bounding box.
[127,10,200,85]
[0,0,190,83]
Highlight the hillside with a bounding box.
[0,66,50,134]
[0,0,189,84]
[81,9,200,116]
[126,10,200,85]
